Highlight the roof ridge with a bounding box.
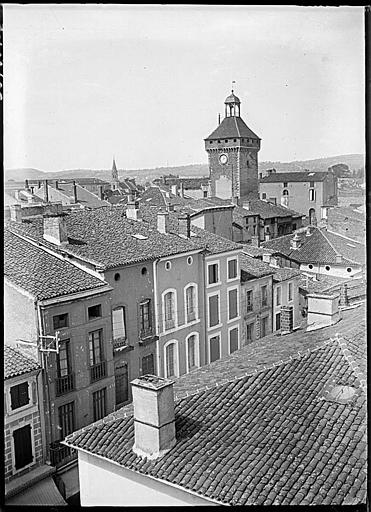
[326,229,365,245]
[319,228,342,258]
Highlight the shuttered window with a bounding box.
[209,294,219,327]
[228,289,238,320]
[141,354,154,375]
[115,366,128,405]
[112,307,126,340]
[58,402,75,440]
[93,388,107,421]
[10,382,29,410]
[209,335,220,363]
[229,328,239,354]
[13,425,33,470]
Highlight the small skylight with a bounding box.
[131,234,148,240]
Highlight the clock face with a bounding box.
[219,153,228,165]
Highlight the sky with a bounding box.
[4,5,365,172]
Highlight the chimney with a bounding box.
[170,184,178,196]
[98,185,104,200]
[10,204,22,222]
[264,229,271,242]
[178,213,191,238]
[131,375,176,460]
[306,293,341,331]
[43,205,68,245]
[232,196,240,206]
[339,283,349,307]
[14,190,20,201]
[262,252,270,264]
[37,181,42,189]
[218,113,221,125]
[290,232,302,250]
[280,305,294,334]
[335,254,342,264]
[157,210,169,234]
[251,235,260,247]
[54,179,59,190]
[43,180,49,203]
[126,199,141,221]
[306,226,313,237]
[71,181,78,203]
[166,202,174,212]
[179,182,185,198]
[243,201,251,211]
[319,218,328,230]
[24,179,30,191]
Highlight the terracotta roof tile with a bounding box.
[4,344,41,379]
[4,228,109,300]
[205,116,259,140]
[65,338,366,505]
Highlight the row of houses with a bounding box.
[4,201,303,503]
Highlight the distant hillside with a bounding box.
[5,154,364,183]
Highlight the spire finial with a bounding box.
[231,80,236,94]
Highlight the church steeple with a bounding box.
[111,157,119,191]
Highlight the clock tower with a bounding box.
[205,90,260,201]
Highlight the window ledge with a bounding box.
[208,323,223,331]
[227,315,241,324]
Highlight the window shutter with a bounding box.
[32,381,37,404]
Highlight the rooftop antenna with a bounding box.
[218,113,221,124]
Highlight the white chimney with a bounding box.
[43,205,68,245]
[157,210,169,234]
[290,232,302,250]
[131,375,176,460]
[170,184,178,196]
[10,204,22,222]
[126,200,141,221]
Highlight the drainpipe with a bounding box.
[36,303,53,464]
[152,258,161,377]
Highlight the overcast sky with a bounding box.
[4,5,365,172]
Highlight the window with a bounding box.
[261,285,268,307]
[186,286,196,322]
[288,282,293,301]
[139,300,151,335]
[187,256,193,265]
[10,382,29,410]
[308,264,314,270]
[229,327,239,354]
[142,354,154,375]
[141,267,148,275]
[209,294,220,327]
[58,402,75,440]
[228,288,238,320]
[228,259,237,279]
[164,291,176,330]
[246,290,253,312]
[276,287,281,306]
[246,322,254,343]
[93,388,106,421]
[112,307,126,340]
[89,329,104,366]
[309,189,316,202]
[165,261,171,271]
[233,138,237,142]
[325,265,331,271]
[88,304,102,320]
[53,313,68,330]
[283,182,288,187]
[13,425,33,470]
[347,267,352,273]
[165,342,177,378]
[115,365,128,405]
[187,335,197,371]
[208,263,219,285]
[56,339,73,396]
[209,335,220,363]
[203,190,208,198]
[114,273,121,281]
[225,139,228,143]
[282,189,289,196]
[262,193,267,199]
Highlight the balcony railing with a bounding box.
[49,442,76,467]
[139,327,153,339]
[90,361,106,383]
[55,373,74,396]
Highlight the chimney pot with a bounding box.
[131,375,176,460]
[251,235,260,248]
[71,181,78,203]
[43,209,68,245]
[24,179,30,190]
[157,210,170,234]
[10,204,22,222]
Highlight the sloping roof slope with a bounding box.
[205,116,260,140]
[65,339,366,506]
[4,229,108,300]
[5,345,41,379]
[260,172,328,183]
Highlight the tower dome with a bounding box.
[225,92,241,104]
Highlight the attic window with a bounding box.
[308,264,314,270]
[131,234,148,240]
[325,265,331,271]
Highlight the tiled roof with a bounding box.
[242,245,273,258]
[246,199,303,220]
[4,229,109,300]
[272,267,301,282]
[138,187,188,208]
[138,205,242,256]
[4,345,41,379]
[260,171,328,183]
[205,116,259,140]
[240,252,275,280]
[65,337,366,505]
[6,207,205,270]
[262,227,365,266]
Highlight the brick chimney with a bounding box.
[131,375,176,460]
[43,205,68,245]
[97,185,104,200]
[43,180,49,203]
[10,204,22,222]
[157,210,169,234]
[339,283,349,307]
[178,213,191,238]
[126,199,141,221]
[243,201,251,211]
[280,305,294,334]
[290,232,302,250]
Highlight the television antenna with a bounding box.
[16,331,60,355]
